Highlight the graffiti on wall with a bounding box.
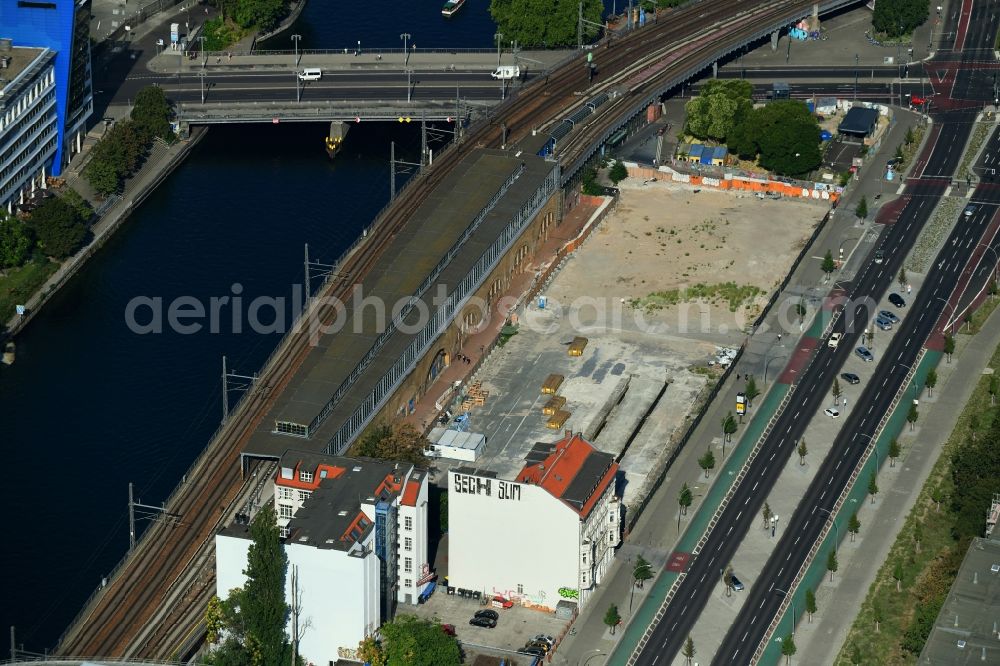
[558,587,579,599]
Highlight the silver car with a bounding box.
[855,346,875,362]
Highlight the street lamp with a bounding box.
[357,40,361,56]
[858,432,879,468]
[771,515,780,537]
[291,34,302,67]
[198,35,206,69]
[494,32,504,67]
[816,506,839,553]
[935,295,956,333]
[763,348,788,384]
[400,33,411,66]
[775,587,796,630]
[854,53,859,101]
[405,67,412,103]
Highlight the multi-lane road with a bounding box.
[628,1,1000,663]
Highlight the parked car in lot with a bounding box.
[828,332,843,349]
[841,372,861,385]
[825,407,841,418]
[532,634,556,648]
[526,641,551,653]
[731,574,745,591]
[491,596,515,609]
[855,346,875,362]
[889,293,906,308]
[518,646,546,656]
[470,616,497,628]
[475,609,499,621]
[879,310,900,324]
[875,316,893,331]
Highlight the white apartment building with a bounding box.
[0,43,57,211]
[215,450,429,665]
[448,431,620,611]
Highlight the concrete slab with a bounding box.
[594,376,666,458]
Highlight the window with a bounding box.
[278,504,293,519]
[404,558,413,573]
[299,470,313,483]
[405,579,412,588]
[517,583,524,595]
[279,525,290,539]
[298,490,311,503]
[404,516,413,531]
[404,537,412,551]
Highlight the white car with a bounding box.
[828,333,843,349]
[824,408,840,418]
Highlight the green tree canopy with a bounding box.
[490,0,603,48]
[28,196,87,259]
[873,0,929,38]
[609,160,629,184]
[231,0,287,31]
[0,211,33,269]
[131,85,174,140]
[380,615,461,666]
[352,421,430,465]
[729,100,822,175]
[684,79,754,142]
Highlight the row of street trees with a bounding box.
[872,0,930,38]
[683,80,822,177]
[83,86,174,198]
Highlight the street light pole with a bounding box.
[291,34,301,67]
[406,68,411,103]
[494,32,504,67]
[816,507,839,553]
[854,53,859,101]
[775,588,796,631]
[198,35,206,69]
[400,33,411,66]
[771,515,780,537]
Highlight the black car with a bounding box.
[841,372,861,385]
[469,616,497,628]
[474,609,499,621]
[518,646,546,656]
[888,293,906,308]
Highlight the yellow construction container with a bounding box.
[542,395,566,416]
[541,373,564,395]
[547,410,571,429]
[568,336,588,357]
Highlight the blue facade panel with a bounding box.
[1,0,86,175]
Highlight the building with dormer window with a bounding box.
[448,431,620,611]
[215,450,429,664]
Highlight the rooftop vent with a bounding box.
[353,465,362,472]
[957,640,967,649]
[298,535,309,543]
[338,510,348,517]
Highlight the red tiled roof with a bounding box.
[275,462,346,490]
[401,479,421,507]
[515,432,617,519]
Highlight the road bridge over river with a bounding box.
[54,0,867,660]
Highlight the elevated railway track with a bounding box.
[54,0,866,658]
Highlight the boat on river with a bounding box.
[442,0,465,17]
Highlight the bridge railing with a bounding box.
[193,47,503,58]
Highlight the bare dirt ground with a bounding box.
[546,181,826,340]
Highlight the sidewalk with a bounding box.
[794,305,1000,662]
[550,109,927,665]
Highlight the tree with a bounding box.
[898,266,907,288]
[604,604,622,635]
[832,377,842,406]
[893,560,905,592]
[82,151,123,197]
[678,482,693,530]
[60,188,93,225]
[721,411,737,449]
[944,333,955,362]
[796,297,807,322]
[205,595,226,644]
[242,504,290,665]
[797,438,808,466]
[925,368,937,397]
[822,249,836,275]
[826,549,838,581]
[684,79,754,141]
[0,211,33,270]
[698,450,716,478]
[352,421,429,465]
[380,615,461,666]
[872,598,884,632]
[905,126,916,145]
[608,160,629,184]
[232,0,287,32]
[913,520,923,553]
[873,0,929,37]
[780,633,797,664]
[888,438,901,466]
[729,100,822,175]
[682,636,696,665]
[850,643,862,665]
[805,588,817,622]
[991,374,999,406]
[633,555,654,589]
[848,512,861,542]
[490,0,604,47]
[856,195,868,220]
[762,501,773,530]
[723,564,734,596]
[131,85,174,141]
[745,375,760,406]
[357,635,386,666]
[868,473,879,504]
[930,486,944,512]
[907,402,919,431]
[27,195,87,259]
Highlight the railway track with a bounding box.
[54,0,831,658]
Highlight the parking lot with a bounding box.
[409,585,569,660]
